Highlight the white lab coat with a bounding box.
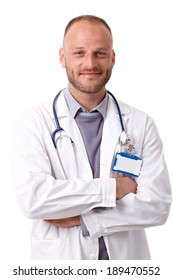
[11,91,171,260]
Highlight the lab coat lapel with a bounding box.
[100,96,130,178]
[62,116,89,160]
[55,92,89,161]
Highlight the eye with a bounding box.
[96,51,107,57]
[73,51,84,56]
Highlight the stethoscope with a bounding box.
[51,89,130,151]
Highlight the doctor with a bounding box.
[12,15,171,260]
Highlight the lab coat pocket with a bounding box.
[31,237,69,260]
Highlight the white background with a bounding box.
[0,0,172,272]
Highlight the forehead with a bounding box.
[64,21,113,49]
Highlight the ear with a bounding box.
[112,50,116,68]
[59,47,66,68]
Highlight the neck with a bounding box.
[68,85,106,111]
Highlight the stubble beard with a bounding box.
[65,68,112,94]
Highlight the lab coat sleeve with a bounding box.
[11,108,116,220]
[81,117,172,239]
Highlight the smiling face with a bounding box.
[59,20,115,98]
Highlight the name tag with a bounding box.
[112,152,142,177]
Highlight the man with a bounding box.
[12,15,171,260]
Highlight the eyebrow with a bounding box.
[72,47,110,51]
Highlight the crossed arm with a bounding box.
[45,176,137,227]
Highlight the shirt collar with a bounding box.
[63,87,108,119]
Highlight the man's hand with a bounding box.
[45,216,80,228]
[116,176,137,200]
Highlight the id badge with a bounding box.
[112,152,142,177]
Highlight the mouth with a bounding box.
[80,71,101,78]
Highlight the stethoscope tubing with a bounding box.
[51,89,125,148]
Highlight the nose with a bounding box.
[85,52,97,69]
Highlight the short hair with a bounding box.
[64,15,112,38]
